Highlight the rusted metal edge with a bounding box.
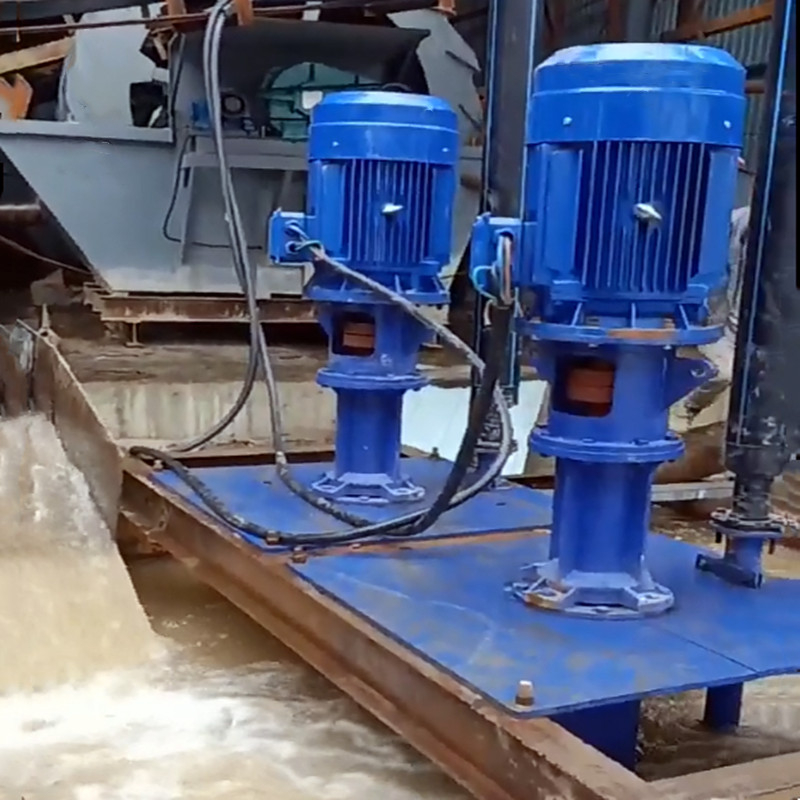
[0,325,31,416]
[0,325,123,532]
[31,337,124,532]
[82,285,316,325]
[121,459,657,800]
[653,750,800,799]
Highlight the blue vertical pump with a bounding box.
[270,91,459,504]
[472,43,746,617]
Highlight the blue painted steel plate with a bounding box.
[154,459,552,540]
[291,534,800,717]
[153,462,800,717]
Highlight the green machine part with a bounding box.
[261,63,382,141]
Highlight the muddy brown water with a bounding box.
[1,415,799,799]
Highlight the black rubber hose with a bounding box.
[129,302,510,546]
[198,1,514,527]
[386,301,513,536]
[131,0,514,545]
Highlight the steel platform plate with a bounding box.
[153,462,800,721]
[291,534,800,718]
[154,459,552,540]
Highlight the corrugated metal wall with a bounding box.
[452,0,771,163]
[524,0,771,164]
[650,0,771,164]
[557,0,608,47]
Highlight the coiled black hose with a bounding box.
[130,0,515,546]
[130,291,511,546]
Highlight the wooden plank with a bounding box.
[662,1,773,42]
[0,36,72,74]
[653,751,800,800]
[747,79,767,94]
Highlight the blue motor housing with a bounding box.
[270,90,460,505]
[529,44,744,331]
[522,44,744,329]
[471,44,746,617]
[272,90,459,304]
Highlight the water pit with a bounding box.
[1,414,800,799]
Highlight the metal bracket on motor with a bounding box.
[268,212,314,265]
[469,214,522,301]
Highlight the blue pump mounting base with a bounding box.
[151,458,800,770]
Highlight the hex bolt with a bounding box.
[515,680,535,707]
[290,548,308,564]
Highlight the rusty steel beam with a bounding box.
[662,2,774,42]
[82,285,316,326]
[121,460,658,800]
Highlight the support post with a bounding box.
[704,683,745,731]
[470,0,545,470]
[700,0,798,587]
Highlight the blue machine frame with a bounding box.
[147,44,800,774]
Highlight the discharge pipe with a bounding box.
[702,0,798,588]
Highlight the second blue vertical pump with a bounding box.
[472,43,746,617]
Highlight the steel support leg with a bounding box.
[553,700,641,770]
[704,683,744,731]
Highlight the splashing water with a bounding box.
[0,415,465,799]
[0,414,158,691]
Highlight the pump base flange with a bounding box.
[512,560,675,619]
[311,470,425,506]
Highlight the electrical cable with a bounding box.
[169,0,377,524]
[160,133,263,249]
[139,0,513,528]
[167,2,261,453]
[132,0,515,545]
[0,233,91,277]
[131,293,511,545]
